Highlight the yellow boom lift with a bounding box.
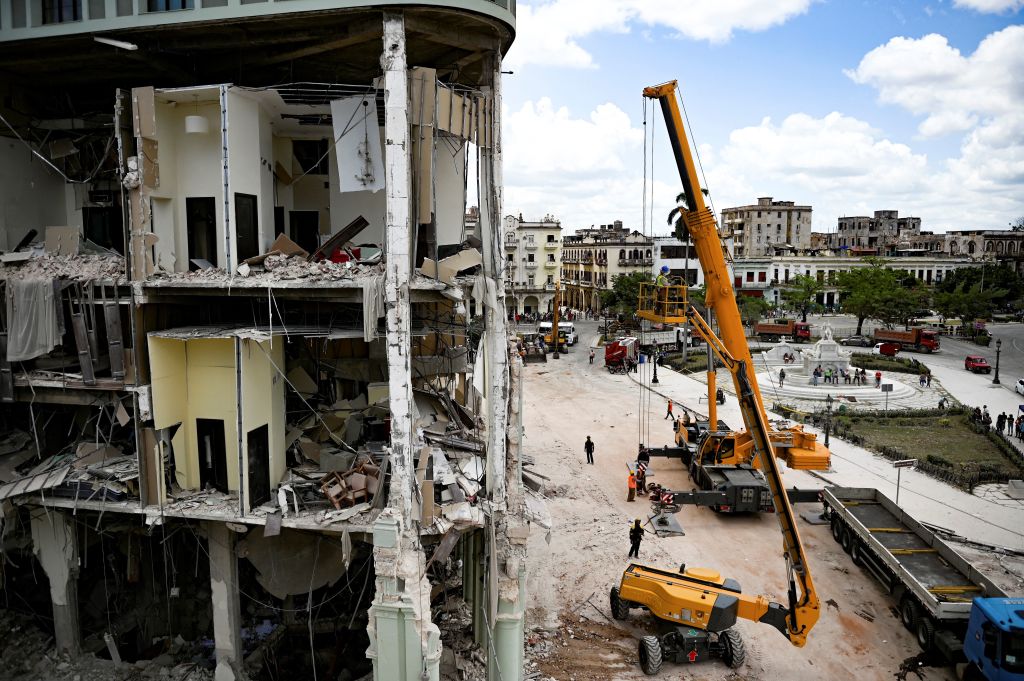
[610,80,820,674]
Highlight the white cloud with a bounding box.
[503,98,677,229]
[504,0,814,69]
[953,0,1024,12]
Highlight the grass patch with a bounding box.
[849,353,930,375]
[849,415,1022,476]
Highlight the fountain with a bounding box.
[801,323,852,378]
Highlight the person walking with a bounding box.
[875,370,882,388]
[779,368,786,388]
[628,519,644,558]
[926,373,932,387]
[665,399,674,420]
[589,348,595,365]
[997,413,1006,434]
[584,436,595,465]
[627,471,637,502]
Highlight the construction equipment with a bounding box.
[604,336,638,374]
[611,80,820,674]
[754,319,811,343]
[872,326,940,353]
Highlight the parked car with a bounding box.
[1016,378,1024,395]
[840,335,872,347]
[871,342,900,357]
[965,355,992,374]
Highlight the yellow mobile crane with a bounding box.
[610,80,820,674]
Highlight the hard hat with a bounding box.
[660,265,670,274]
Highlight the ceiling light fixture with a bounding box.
[93,36,138,51]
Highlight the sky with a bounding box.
[498,0,1024,238]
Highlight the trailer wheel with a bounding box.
[840,526,854,554]
[899,597,919,631]
[638,636,664,675]
[916,615,936,652]
[720,629,746,669]
[850,540,864,567]
[610,587,630,621]
[830,516,844,544]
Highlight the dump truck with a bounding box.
[873,327,940,353]
[754,319,811,342]
[823,487,1022,680]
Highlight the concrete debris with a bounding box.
[153,254,384,285]
[0,253,125,282]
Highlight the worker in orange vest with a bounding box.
[627,471,637,502]
[665,399,674,420]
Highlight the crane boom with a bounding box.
[642,80,820,645]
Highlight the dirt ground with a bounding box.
[521,321,964,681]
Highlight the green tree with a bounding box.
[781,274,823,322]
[836,259,891,334]
[934,282,1006,333]
[1011,216,1024,232]
[738,294,771,328]
[938,263,1022,311]
[666,188,709,241]
[603,271,653,314]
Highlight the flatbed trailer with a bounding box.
[822,487,1008,660]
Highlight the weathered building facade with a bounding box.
[502,213,562,317]
[0,3,536,681]
[720,197,813,258]
[560,221,652,312]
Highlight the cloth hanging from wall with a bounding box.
[361,273,385,342]
[330,95,384,193]
[6,279,61,362]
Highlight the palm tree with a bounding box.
[666,188,709,241]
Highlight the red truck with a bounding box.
[754,319,811,342]
[872,327,940,353]
[604,337,639,374]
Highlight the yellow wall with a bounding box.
[239,338,286,511]
[148,335,285,504]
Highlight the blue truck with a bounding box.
[822,487,1023,680]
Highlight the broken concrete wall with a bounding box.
[0,139,69,250]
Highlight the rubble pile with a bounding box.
[0,254,125,282]
[152,256,384,285]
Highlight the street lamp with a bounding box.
[993,337,1002,385]
[652,347,660,384]
[824,393,833,448]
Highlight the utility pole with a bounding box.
[552,283,561,360]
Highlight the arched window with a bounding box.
[950,241,959,254]
[985,241,994,252]
[645,249,652,258]
[998,242,1005,254]
[619,249,626,260]
[968,241,977,255]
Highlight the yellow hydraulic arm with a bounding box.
[641,80,820,645]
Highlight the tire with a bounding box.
[610,587,630,621]
[850,540,864,567]
[638,636,664,676]
[720,629,746,669]
[841,526,854,554]
[916,615,936,652]
[830,517,844,543]
[899,597,919,632]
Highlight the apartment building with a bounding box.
[719,197,813,258]
[651,235,737,289]
[0,3,533,681]
[830,210,922,254]
[502,213,562,316]
[560,221,652,313]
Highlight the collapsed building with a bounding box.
[0,3,541,680]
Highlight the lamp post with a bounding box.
[993,337,1002,385]
[652,348,660,384]
[824,393,833,448]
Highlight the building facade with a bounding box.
[720,197,813,258]
[732,254,983,309]
[830,210,922,255]
[0,4,532,681]
[652,235,736,289]
[911,230,1024,274]
[503,213,562,316]
[560,221,653,312]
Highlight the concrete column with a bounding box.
[366,14,441,681]
[206,522,242,681]
[30,510,80,655]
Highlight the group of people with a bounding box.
[781,352,797,364]
[805,365,879,387]
[971,405,1024,440]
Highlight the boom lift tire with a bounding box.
[638,636,664,675]
[916,615,936,652]
[720,629,746,669]
[610,587,630,621]
[899,597,919,631]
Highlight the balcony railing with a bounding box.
[618,258,654,267]
[544,241,559,249]
[524,242,538,250]
[524,262,538,269]
[505,240,517,250]
[544,261,557,268]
